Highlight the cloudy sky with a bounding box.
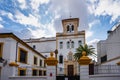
[0,0,120,46]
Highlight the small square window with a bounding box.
[39,70,42,76]
[43,71,46,76]
[18,68,26,76]
[32,69,38,76]
[18,48,27,63]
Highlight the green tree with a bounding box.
[74,44,96,60]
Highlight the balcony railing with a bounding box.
[94,65,120,74]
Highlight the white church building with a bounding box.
[24,18,85,76]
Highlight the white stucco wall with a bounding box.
[97,40,106,64]
[0,36,46,80]
[24,38,56,53]
[97,23,120,65]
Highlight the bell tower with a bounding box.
[62,18,79,34]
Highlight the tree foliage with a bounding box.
[74,44,96,60]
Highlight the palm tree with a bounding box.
[74,44,96,60]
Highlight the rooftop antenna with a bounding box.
[69,12,72,18]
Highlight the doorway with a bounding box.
[68,65,74,76]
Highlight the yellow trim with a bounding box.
[9,62,19,67]
[18,67,26,76]
[117,61,120,65]
[33,56,38,65]
[0,43,3,58]
[18,47,28,64]
[0,33,46,59]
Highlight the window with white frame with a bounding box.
[67,41,70,49]
[71,41,74,48]
[60,42,63,49]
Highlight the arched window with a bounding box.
[71,41,74,48]
[59,55,63,63]
[67,41,70,49]
[71,25,74,31]
[67,25,70,32]
[78,40,82,46]
[60,42,63,49]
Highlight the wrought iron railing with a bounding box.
[94,65,120,74]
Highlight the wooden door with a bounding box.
[68,65,74,76]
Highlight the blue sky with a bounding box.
[0,0,120,46]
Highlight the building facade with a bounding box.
[97,22,120,65]
[24,18,85,76]
[0,33,46,80]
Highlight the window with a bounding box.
[71,41,74,48]
[78,40,82,46]
[34,56,37,65]
[32,69,38,76]
[0,43,3,58]
[68,52,73,61]
[44,62,46,67]
[39,59,42,67]
[59,55,63,63]
[18,68,26,76]
[33,45,36,49]
[18,48,27,63]
[67,41,70,49]
[60,42,63,49]
[60,67,63,71]
[67,25,70,32]
[68,55,72,61]
[67,24,74,32]
[43,71,46,76]
[45,55,47,58]
[39,70,42,76]
[101,55,107,63]
[71,25,74,31]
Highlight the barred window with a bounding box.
[32,69,38,76]
[18,48,27,63]
[71,41,74,48]
[60,42,63,49]
[34,56,37,65]
[78,40,82,46]
[67,41,70,49]
[59,55,63,64]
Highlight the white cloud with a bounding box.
[88,0,120,23]
[0,17,3,21]
[30,0,50,12]
[0,24,4,28]
[87,39,100,45]
[89,19,101,29]
[14,11,43,28]
[0,10,14,21]
[86,30,93,38]
[17,0,27,9]
[48,0,88,32]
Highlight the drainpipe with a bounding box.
[15,42,18,62]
